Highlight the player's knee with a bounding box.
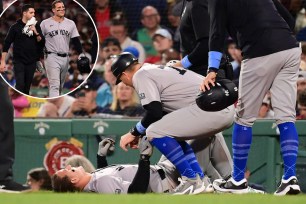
[146,125,160,139]
[234,115,255,127]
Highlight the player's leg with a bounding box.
[24,62,36,95]
[178,141,204,179]
[190,133,232,181]
[13,62,26,93]
[45,55,61,97]
[148,105,234,194]
[216,53,283,193]
[59,57,69,95]
[270,47,301,195]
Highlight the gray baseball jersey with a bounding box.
[40,17,79,53]
[40,17,79,97]
[82,164,175,194]
[133,64,203,113]
[133,64,235,140]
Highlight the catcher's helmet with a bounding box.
[77,56,91,74]
[196,79,238,112]
[111,52,138,84]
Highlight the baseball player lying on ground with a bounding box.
[51,137,215,194]
[110,52,239,195]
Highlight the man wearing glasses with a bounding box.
[133,6,168,58]
[40,0,83,97]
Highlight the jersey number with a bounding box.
[157,65,186,75]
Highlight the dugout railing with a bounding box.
[13,119,306,193]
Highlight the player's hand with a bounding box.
[0,61,7,73]
[120,132,138,151]
[98,138,115,156]
[200,71,217,92]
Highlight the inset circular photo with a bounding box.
[0,0,99,98]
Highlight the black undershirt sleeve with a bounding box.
[188,37,209,66]
[140,101,163,128]
[96,154,108,168]
[127,158,150,193]
[71,37,83,54]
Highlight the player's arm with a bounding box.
[179,0,209,69]
[0,0,3,14]
[208,0,227,71]
[1,25,16,71]
[128,137,152,194]
[129,101,163,137]
[201,0,227,91]
[34,23,44,43]
[272,0,295,31]
[127,155,150,193]
[71,37,83,54]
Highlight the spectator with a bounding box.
[37,95,75,117]
[8,87,30,117]
[101,82,145,117]
[117,0,168,33]
[110,19,146,63]
[133,6,163,58]
[26,167,52,191]
[65,81,102,117]
[297,70,306,95]
[96,58,116,108]
[3,69,16,86]
[300,42,306,70]
[87,0,122,42]
[123,46,140,59]
[297,89,306,119]
[167,1,181,52]
[148,28,179,64]
[97,37,122,68]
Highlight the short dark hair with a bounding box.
[52,0,64,9]
[101,37,121,50]
[28,168,52,191]
[51,174,79,192]
[21,4,34,13]
[110,19,128,30]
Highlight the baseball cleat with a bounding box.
[172,174,205,195]
[274,176,300,196]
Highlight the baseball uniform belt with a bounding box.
[46,51,68,57]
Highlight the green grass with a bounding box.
[1,193,306,204]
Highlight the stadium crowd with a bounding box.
[1,0,304,120]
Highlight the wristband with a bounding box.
[208,51,222,69]
[130,127,141,137]
[135,121,146,134]
[181,55,192,69]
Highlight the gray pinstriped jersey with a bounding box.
[133,64,204,113]
[40,17,79,53]
[82,164,176,194]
